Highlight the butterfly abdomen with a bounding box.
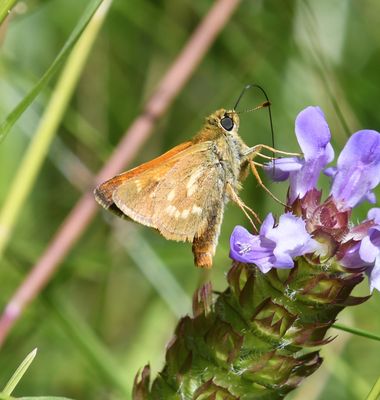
[192,203,224,268]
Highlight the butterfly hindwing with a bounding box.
[111,162,174,227]
[152,150,224,241]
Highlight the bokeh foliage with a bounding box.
[0,1,379,399]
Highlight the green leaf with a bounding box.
[2,349,37,395]
[0,0,102,142]
[0,0,16,26]
[366,376,380,400]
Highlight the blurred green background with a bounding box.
[0,0,379,399]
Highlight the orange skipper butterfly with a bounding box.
[95,85,288,268]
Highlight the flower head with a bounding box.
[235,106,380,293]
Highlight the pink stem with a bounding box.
[0,0,241,346]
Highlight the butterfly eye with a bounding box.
[220,116,234,131]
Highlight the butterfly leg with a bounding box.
[226,183,260,232]
[245,144,301,157]
[249,161,288,208]
[241,145,287,207]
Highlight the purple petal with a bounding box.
[369,260,380,293]
[330,130,380,209]
[229,226,275,271]
[324,166,337,178]
[341,225,380,292]
[260,213,275,236]
[295,106,333,161]
[265,106,334,203]
[359,235,379,263]
[289,145,334,203]
[286,107,334,203]
[266,213,318,258]
[229,213,317,273]
[229,225,258,262]
[272,251,294,269]
[368,208,380,224]
[364,192,377,204]
[265,158,303,181]
[368,226,380,247]
[340,242,365,269]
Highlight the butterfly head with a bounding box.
[206,108,240,135]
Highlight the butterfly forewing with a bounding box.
[94,141,193,211]
[112,162,174,228]
[112,142,225,242]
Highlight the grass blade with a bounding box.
[0,0,16,26]
[0,0,102,141]
[366,376,380,400]
[2,349,37,395]
[18,397,74,400]
[0,0,112,257]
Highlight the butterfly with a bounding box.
[95,86,289,268]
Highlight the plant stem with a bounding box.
[366,375,380,400]
[0,0,241,347]
[333,322,380,343]
[0,0,16,26]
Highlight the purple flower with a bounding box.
[326,131,380,209]
[266,106,334,203]
[340,208,380,292]
[237,105,380,293]
[229,213,318,273]
[341,226,380,293]
[368,262,380,293]
[267,107,380,211]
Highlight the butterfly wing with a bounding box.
[112,141,225,242]
[94,141,193,217]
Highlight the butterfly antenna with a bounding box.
[233,84,276,172]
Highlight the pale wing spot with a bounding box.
[166,205,177,216]
[181,209,190,219]
[191,205,202,215]
[187,183,198,197]
[135,180,143,193]
[186,169,204,195]
[174,210,181,219]
[167,189,176,201]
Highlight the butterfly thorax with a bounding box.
[192,109,250,195]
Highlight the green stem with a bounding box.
[0,0,103,139]
[0,0,16,26]
[366,376,380,400]
[0,0,111,258]
[333,323,380,343]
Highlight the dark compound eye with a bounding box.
[220,116,234,131]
